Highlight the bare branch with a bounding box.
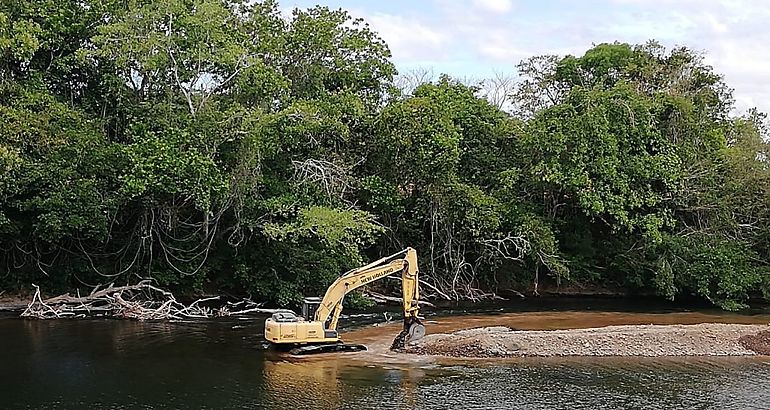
[20,281,281,320]
[291,158,358,200]
[394,66,436,95]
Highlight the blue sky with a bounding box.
[282,0,770,113]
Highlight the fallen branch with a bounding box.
[364,291,436,308]
[387,276,453,301]
[20,281,276,320]
[228,306,293,315]
[505,289,527,299]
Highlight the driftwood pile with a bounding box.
[21,280,285,320]
[19,280,443,320]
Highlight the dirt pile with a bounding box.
[405,323,770,357]
[739,330,770,355]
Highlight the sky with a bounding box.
[283,0,770,114]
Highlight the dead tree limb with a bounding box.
[20,282,280,320]
[364,291,436,308]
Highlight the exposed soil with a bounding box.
[404,324,770,357]
[739,330,770,355]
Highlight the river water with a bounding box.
[2,301,770,409]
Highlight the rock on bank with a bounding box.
[404,324,770,357]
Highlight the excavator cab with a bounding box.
[301,297,322,321]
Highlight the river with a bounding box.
[2,300,770,409]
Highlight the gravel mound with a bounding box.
[405,323,770,357]
[739,330,770,355]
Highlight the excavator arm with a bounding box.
[264,247,425,353]
[315,248,421,333]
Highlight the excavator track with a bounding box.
[289,342,368,355]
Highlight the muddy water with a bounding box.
[2,306,770,409]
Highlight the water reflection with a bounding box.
[262,354,429,409]
[263,358,346,408]
[1,307,770,409]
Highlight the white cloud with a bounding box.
[598,0,770,113]
[472,29,530,62]
[345,0,770,114]
[471,0,514,13]
[364,13,451,61]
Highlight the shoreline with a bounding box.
[0,295,29,312]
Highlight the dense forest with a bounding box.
[2,0,769,310]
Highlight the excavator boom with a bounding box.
[264,247,425,354]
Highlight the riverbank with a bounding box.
[0,293,29,312]
[403,324,770,357]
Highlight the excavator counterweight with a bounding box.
[264,247,425,354]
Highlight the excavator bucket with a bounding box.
[407,322,426,342]
[390,317,426,350]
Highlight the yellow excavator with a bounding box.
[264,247,426,355]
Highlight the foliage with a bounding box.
[0,1,768,310]
[522,83,681,240]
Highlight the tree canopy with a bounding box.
[1,2,768,310]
